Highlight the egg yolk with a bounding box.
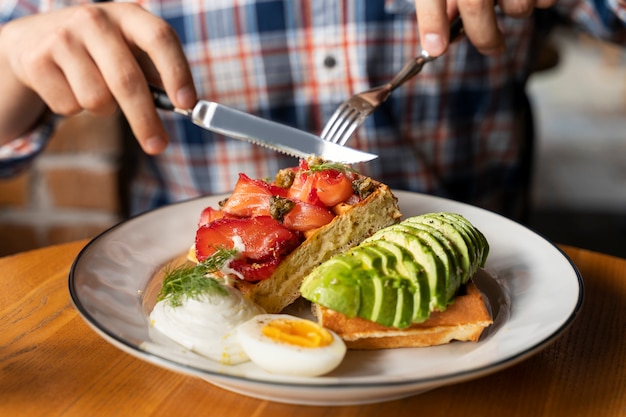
[262,319,333,348]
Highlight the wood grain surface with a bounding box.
[1,240,624,416]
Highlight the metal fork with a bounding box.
[320,16,465,146]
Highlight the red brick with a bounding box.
[44,167,121,212]
[0,172,30,206]
[46,112,123,155]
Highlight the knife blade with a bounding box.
[151,87,377,164]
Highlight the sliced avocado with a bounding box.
[355,246,399,327]
[353,262,379,324]
[299,254,362,317]
[405,216,472,276]
[433,213,480,266]
[392,286,413,329]
[367,240,430,323]
[300,212,489,329]
[358,244,395,276]
[365,228,447,311]
[301,245,414,328]
[423,213,479,272]
[390,223,461,305]
[400,219,464,278]
[437,213,489,267]
[423,212,488,278]
[407,214,474,282]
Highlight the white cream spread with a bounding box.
[150,284,265,365]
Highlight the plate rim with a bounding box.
[68,191,584,391]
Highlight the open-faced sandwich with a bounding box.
[300,213,493,349]
[150,157,492,376]
[189,156,402,313]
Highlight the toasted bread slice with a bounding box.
[235,182,401,313]
[315,280,492,349]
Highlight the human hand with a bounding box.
[414,0,557,56]
[0,3,196,154]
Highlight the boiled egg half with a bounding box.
[237,314,346,377]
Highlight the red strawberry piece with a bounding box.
[195,216,300,263]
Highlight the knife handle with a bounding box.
[149,85,175,111]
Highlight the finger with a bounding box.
[27,63,82,116]
[414,0,450,57]
[115,3,197,109]
[19,33,83,115]
[498,0,535,18]
[76,5,170,154]
[50,35,118,116]
[535,0,559,8]
[496,0,558,18]
[458,0,504,55]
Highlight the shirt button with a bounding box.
[323,55,337,68]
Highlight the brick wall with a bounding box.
[0,112,124,257]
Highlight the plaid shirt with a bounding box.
[2,0,625,218]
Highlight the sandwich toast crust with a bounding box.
[315,280,492,349]
[235,182,401,313]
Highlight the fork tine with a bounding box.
[320,105,348,139]
[320,102,351,140]
[334,112,363,145]
[322,105,359,142]
[327,110,362,144]
[324,112,353,143]
[336,119,361,146]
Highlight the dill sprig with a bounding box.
[308,161,359,174]
[157,247,238,307]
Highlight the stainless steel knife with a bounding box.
[150,86,377,164]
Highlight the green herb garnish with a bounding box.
[308,161,359,174]
[156,247,238,307]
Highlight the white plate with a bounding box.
[69,191,582,406]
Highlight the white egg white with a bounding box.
[236,314,347,377]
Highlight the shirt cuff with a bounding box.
[0,114,58,178]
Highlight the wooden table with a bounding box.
[1,240,624,416]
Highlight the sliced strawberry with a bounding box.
[298,159,310,171]
[282,200,335,231]
[287,171,323,207]
[314,169,355,206]
[221,173,288,217]
[198,206,225,227]
[343,193,362,205]
[228,257,281,282]
[195,216,300,262]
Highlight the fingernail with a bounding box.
[176,85,196,108]
[145,136,167,154]
[422,33,445,57]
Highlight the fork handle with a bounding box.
[448,14,465,45]
[386,55,431,93]
[387,15,465,93]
